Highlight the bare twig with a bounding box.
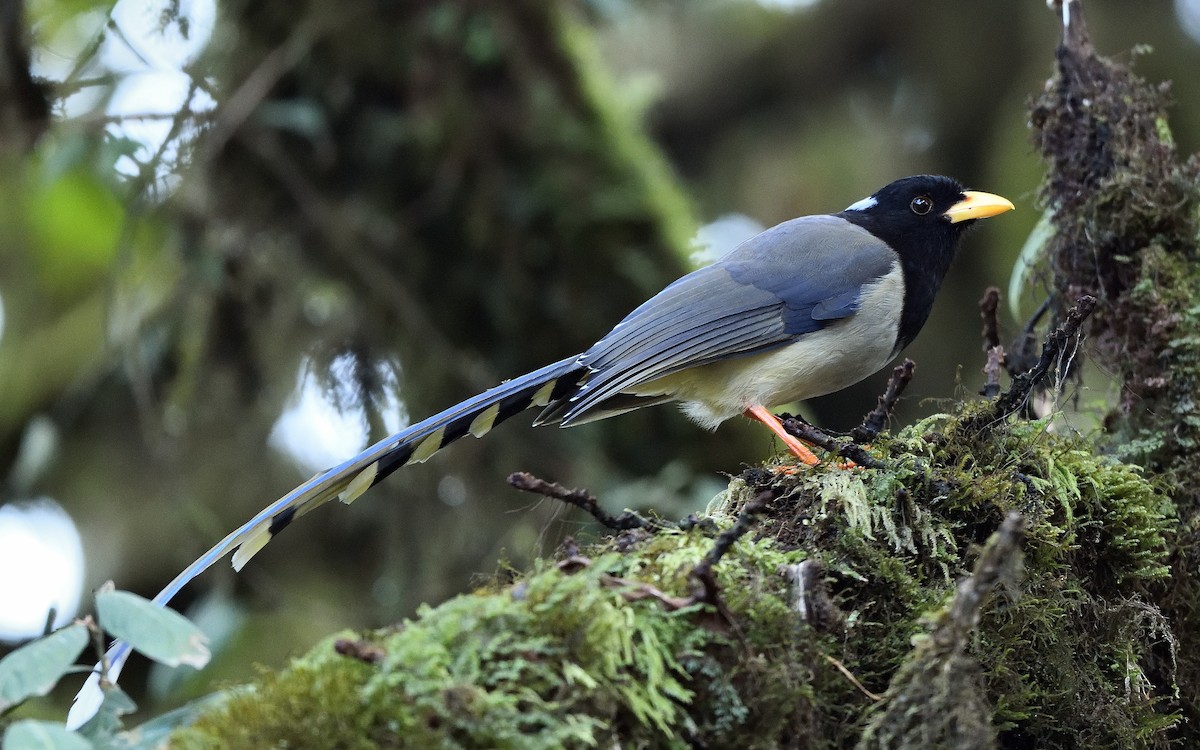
[1007,295,1054,379]
[980,345,1006,399]
[75,110,215,128]
[679,487,777,614]
[978,287,1008,398]
[980,287,1002,351]
[201,24,324,158]
[964,295,1096,430]
[851,359,916,443]
[553,551,694,609]
[603,575,693,610]
[535,482,784,621]
[507,472,654,531]
[824,654,884,702]
[782,418,885,470]
[938,512,1027,647]
[334,638,385,664]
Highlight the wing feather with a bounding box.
[557,216,895,424]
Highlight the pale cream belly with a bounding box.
[625,268,905,428]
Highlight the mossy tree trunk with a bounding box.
[1030,0,1200,733]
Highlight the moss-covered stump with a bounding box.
[1028,2,1200,735]
[169,410,1178,750]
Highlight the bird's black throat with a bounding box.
[836,175,973,351]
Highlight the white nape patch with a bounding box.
[844,196,878,212]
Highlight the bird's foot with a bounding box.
[743,405,820,466]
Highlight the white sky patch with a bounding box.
[690,213,765,266]
[28,0,219,182]
[270,355,407,474]
[106,70,216,178]
[0,499,85,642]
[106,0,217,71]
[100,0,218,180]
[1177,0,1200,44]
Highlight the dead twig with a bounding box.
[604,575,693,610]
[530,481,787,638]
[988,295,1095,422]
[824,654,884,702]
[334,638,385,664]
[938,512,1027,648]
[782,418,885,470]
[851,359,916,443]
[1007,295,1054,380]
[978,287,1007,398]
[507,472,654,531]
[553,551,695,610]
[687,488,777,605]
[980,287,1002,351]
[981,345,1006,399]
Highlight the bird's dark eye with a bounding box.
[910,196,933,215]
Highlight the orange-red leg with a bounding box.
[744,405,820,466]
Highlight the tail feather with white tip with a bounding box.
[68,355,586,728]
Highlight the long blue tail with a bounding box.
[69,355,586,727]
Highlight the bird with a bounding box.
[69,174,1011,725]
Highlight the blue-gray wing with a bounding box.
[553,215,896,424]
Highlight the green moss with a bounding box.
[169,409,1178,748]
[170,645,386,750]
[1029,28,1200,736]
[171,529,808,749]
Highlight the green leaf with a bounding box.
[1009,208,1055,323]
[94,590,210,669]
[75,684,137,742]
[23,169,124,297]
[0,623,89,712]
[2,720,94,750]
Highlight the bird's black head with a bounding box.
[837,174,1013,349]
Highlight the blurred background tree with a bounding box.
[2,0,1198,715]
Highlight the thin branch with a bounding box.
[938,512,1027,647]
[76,110,215,128]
[507,472,654,531]
[1006,295,1054,379]
[824,654,884,702]
[964,295,1096,430]
[980,346,1006,399]
[553,551,695,609]
[782,418,885,469]
[851,359,916,443]
[200,19,327,159]
[979,287,1002,351]
[688,488,775,598]
[334,638,385,664]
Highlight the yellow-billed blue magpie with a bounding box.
[71,174,1011,723]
